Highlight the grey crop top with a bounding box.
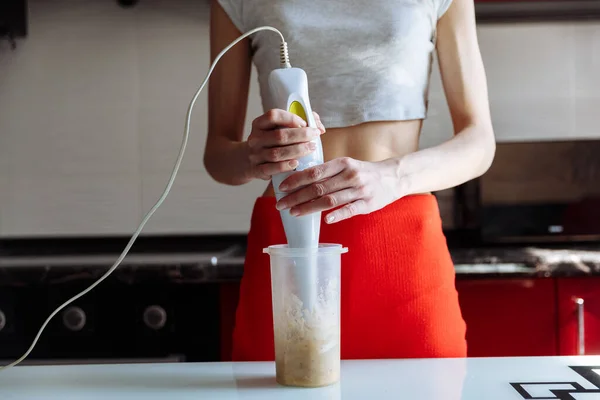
[217,0,453,128]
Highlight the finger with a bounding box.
[253,109,307,130]
[324,199,368,223]
[258,127,321,147]
[255,160,299,178]
[279,158,351,192]
[289,188,361,217]
[276,173,351,210]
[313,111,326,134]
[251,141,316,164]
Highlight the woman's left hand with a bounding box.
[275,157,404,223]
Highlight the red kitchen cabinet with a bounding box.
[557,277,600,356]
[220,276,587,359]
[456,278,557,357]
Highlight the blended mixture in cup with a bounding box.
[273,281,340,387]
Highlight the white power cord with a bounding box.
[0,25,290,371]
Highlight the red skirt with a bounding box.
[232,194,467,361]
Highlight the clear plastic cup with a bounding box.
[263,244,348,388]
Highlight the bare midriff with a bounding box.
[262,119,424,196]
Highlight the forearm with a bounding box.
[204,137,252,186]
[391,123,496,198]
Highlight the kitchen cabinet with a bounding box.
[217,276,600,360]
[219,282,240,361]
[473,0,600,23]
[455,278,558,357]
[0,277,223,364]
[557,277,600,356]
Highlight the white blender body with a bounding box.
[269,67,324,249]
[269,67,323,312]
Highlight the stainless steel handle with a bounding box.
[0,309,5,332]
[574,297,585,355]
[211,245,243,266]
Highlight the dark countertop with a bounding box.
[452,246,600,278]
[2,235,600,284]
[2,245,600,285]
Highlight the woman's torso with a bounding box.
[262,119,423,196]
[215,0,448,196]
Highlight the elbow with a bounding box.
[203,154,229,185]
[203,152,249,186]
[474,124,496,177]
[203,154,222,183]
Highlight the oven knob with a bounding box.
[0,309,5,332]
[62,306,86,331]
[143,305,167,330]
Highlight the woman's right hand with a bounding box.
[246,109,326,181]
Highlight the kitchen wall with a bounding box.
[425,19,600,148]
[0,0,598,237]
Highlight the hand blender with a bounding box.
[269,54,324,313]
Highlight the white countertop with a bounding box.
[1,356,599,399]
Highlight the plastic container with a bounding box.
[263,244,348,388]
